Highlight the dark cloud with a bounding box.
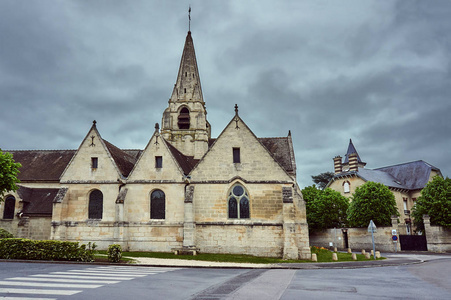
[1,0,450,187]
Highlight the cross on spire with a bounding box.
[188,6,191,32]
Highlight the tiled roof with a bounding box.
[103,139,138,178]
[344,139,364,164]
[17,186,67,216]
[7,150,75,182]
[165,141,199,175]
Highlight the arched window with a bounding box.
[228,184,250,219]
[88,190,103,219]
[151,190,165,219]
[178,107,190,129]
[343,181,350,193]
[3,196,15,219]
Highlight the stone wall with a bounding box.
[196,222,284,257]
[310,223,400,252]
[423,215,451,253]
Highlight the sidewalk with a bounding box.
[130,252,451,269]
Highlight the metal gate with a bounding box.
[399,235,427,251]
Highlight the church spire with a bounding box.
[169,31,203,104]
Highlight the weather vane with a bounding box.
[188,6,191,32]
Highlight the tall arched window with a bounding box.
[228,184,250,219]
[151,190,165,219]
[177,107,190,129]
[88,190,103,219]
[3,196,15,219]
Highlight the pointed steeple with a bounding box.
[170,31,204,104]
[343,139,366,167]
[161,30,210,159]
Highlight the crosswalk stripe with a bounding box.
[0,297,56,300]
[66,269,153,275]
[0,281,102,288]
[7,277,119,284]
[31,274,135,280]
[50,271,146,277]
[0,288,81,295]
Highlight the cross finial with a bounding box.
[188,6,191,32]
[155,123,160,131]
[93,120,97,126]
[234,104,238,116]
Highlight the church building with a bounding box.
[1,30,311,260]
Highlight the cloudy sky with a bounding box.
[1,0,450,187]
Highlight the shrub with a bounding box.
[0,228,13,239]
[108,244,122,263]
[0,239,95,261]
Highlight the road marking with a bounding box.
[0,280,102,288]
[0,288,81,295]
[31,274,135,280]
[0,297,56,300]
[8,277,120,284]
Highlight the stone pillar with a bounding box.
[333,156,342,174]
[391,215,400,252]
[349,153,358,172]
[183,185,196,248]
[282,187,299,260]
[114,188,127,247]
[50,188,68,241]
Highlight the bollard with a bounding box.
[352,253,357,260]
[362,249,366,255]
[347,248,352,253]
[365,252,371,259]
[311,253,317,262]
[375,251,381,259]
[370,250,374,256]
[332,253,338,261]
[334,247,337,252]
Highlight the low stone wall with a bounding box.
[310,226,399,253]
[1,217,52,240]
[424,215,451,253]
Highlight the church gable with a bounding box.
[60,122,124,182]
[127,130,186,182]
[190,112,293,182]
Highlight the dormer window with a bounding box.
[178,107,190,129]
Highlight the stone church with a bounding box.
[1,30,311,259]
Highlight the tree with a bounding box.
[412,176,451,231]
[301,186,349,230]
[347,181,399,227]
[0,149,21,200]
[311,172,334,190]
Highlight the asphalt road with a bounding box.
[0,257,450,299]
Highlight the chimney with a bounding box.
[333,156,342,174]
[349,153,358,172]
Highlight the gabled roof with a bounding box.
[375,160,441,190]
[17,186,67,216]
[103,139,138,178]
[165,141,199,175]
[208,136,295,175]
[7,150,76,182]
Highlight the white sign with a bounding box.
[392,229,397,236]
[368,220,377,233]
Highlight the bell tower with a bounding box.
[161,30,210,159]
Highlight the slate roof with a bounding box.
[103,139,138,178]
[332,160,441,191]
[7,150,76,182]
[165,141,199,175]
[375,160,441,190]
[343,139,365,164]
[17,186,67,216]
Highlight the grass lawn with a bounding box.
[95,247,384,264]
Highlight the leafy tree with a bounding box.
[0,149,21,201]
[347,181,399,227]
[412,176,451,231]
[311,172,334,190]
[302,186,349,230]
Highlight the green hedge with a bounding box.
[107,244,122,263]
[0,239,96,262]
[0,229,13,239]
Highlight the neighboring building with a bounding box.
[1,30,311,260]
[327,139,442,235]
